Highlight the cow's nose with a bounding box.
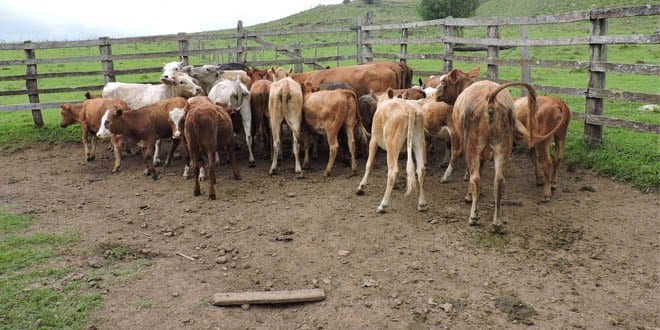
[173,131,181,139]
[161,75,169,79]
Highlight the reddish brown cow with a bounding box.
[302,64,398,97]
[60,99,128,164]
[361,61,413,89]
[97,97,186,179]
[184,96,241,200]
[249,79,273,157]
[514,96,571,199]
[246,68,273,82]
[436,67,540,232]
[301,89,368,176]
[420,100,453,163]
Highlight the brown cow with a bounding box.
[249,79,273,157]
[356,88,427,213]
[301,89,368,177]
[420,100,453,164]
[514,96,571,199]
[436,67,539,232]
[184,96,241,200]
[268,74,304,177]
[97,97,186,179]
[60,99,128,164]
[362,61,413,89]
[302,64,398,97]
[84,91,102,99]
[246,67,273,82]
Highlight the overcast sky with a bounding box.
[0,0,342,42]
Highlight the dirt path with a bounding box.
[1,142,658,329]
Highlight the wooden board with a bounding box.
[212,289,325,306]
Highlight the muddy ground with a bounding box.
[0,141,658,329]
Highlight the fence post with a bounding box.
[24,41,42,127]
[178,33,189,65]
[293,43,303,73]
[585,15,608,148]
[400,27,408,64]
[236,20,246,64]
[487,25,499,81]
[356,16,363,64]
[442,24,455,73]
[364,12,373,62]
[520,26,531,96]
[99,37,116,84]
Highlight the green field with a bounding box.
[0,0,658,190]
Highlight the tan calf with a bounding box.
[250,79,273,157]
[268,75,304,177]
[301,89,368,176]
[420,100,453,163]
[356,89,427,213]
[514,96,571,199]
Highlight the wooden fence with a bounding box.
[0,4,658,147]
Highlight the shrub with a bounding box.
[418,0,480,20]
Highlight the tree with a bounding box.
[417,0,480,20]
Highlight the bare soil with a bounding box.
[1,141,658,329]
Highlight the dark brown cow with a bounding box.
[514,96,571,199]
[301,89,368,176]
[97,97,186,178]
[184,96,241,200]
[249,79,273,157]
[60,99,128,165]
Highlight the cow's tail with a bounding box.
[488,82,537,146]
[350,91,370,144]
[405,105,417,196]
[527,97,571,147]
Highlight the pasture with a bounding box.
[1,0,658,328]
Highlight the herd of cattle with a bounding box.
[58,60,571,231]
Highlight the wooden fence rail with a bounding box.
[0,4,658,146]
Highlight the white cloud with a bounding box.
[0,0,342,42]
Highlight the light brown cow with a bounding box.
[250,79,273,157]
[97,97,186,178]
[356,89,427,213]
[419,75,442,89]
[268,75,304,177]
[184,96,241,200]
[420,100,453,163]
[60,99,128,164]
[361,61,413,89]
[436,67,539,232]
[514,96,571,199]
[301,89,368,177]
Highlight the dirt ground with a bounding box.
[1,141,658,330]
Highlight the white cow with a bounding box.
[102,71,202,165]
[161,61,184,80]
[207,77,255,166]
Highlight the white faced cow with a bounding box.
[161,61,184,80]
[207,77,256,167]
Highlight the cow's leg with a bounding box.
[301,130,311,170]
[152,139,162,166]
[285,111,304,178]
[492,144,509,232]
[356,137,378,195]
[441,128,461,183]
[207,148,216,200]
[539,141,553,199]
[269,114,283,175]
[378,135,405,213]
[164,138,180,167]
[414,119,428,212]
[552,135,566,191]
[530,146,544,186]
[324,132,339,177]
[192,155,201,197]
[111,134,122,173]
[82,127,92,162]
[345,124,358,177]
[144,142,158,180]
[241,104,255,167]
[465,146,481,226]
[90,134,98,162]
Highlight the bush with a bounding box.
[418,0,480,20]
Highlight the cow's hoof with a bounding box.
[152,174,158,181]
[376,205,386,213]
[209,193,216,200]
[322,171,330,177]
[356,187,365,196]
[296,172,304,179]
[491,224,505,235]
[248,161,256,168]
[193,189,201,196]
[417,203,428,212]
[468,216,480,226]
[269,169,278,176]
[112,167,120,173]
[440,178,448,183]
[143,169,149,176]
[234,175,242,180]
[541,195,551,203]
[86,155,95,162]
[153,159,161,167]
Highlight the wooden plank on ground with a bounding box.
[212,289,325,306]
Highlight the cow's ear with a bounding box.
[401,91,408,99]
[115,109,123,117]
[60,103,71,111]
[387,88,394,99]
[447,69,460,83]
[288,67,293,74]
[181,65,192,73]
[468,66,480,79]
[418,78,423,87]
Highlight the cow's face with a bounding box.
[97,106,124,138]
[172,72,203,97]
[161,61,183,80]
[188,65,222,86]
[436,67,480,105]
[59,103,77,128]
[168,107,185,139]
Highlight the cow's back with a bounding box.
[81,98,129,133]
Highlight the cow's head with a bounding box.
[97,105,127,139]
[161,61,184,81]
[272,67,291,81]
[170,72,203,98]
[435,66,480,105]
[358,93,377,132]
[188,65,223,87]
[168,107,186,139]
[59,103,79,128]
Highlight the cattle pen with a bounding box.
[0,4,658,147]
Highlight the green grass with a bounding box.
[0,210,102,329]
[0,0,658,190]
